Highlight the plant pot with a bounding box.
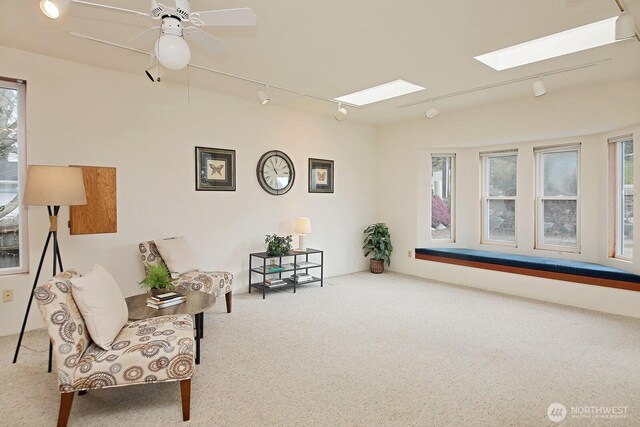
[370,259,384,274]
[148,288,170,296]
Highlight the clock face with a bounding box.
[256,150,296,195]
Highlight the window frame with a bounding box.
[0,79,28,275]
[480,150,518,247]
[609,134,634,261]
[534,144,581,253]
[430,153,456,243]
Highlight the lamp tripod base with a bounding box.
[12,206,63,372]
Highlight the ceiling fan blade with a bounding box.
[185,28,227,55]
[190,8,257,27]
[71,0,151,18]
[125,26,161,47]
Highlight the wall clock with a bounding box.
[256,150,296,195]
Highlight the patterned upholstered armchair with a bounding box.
[138,239,233,313]
[35,271,195,427]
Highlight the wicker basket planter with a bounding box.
[370,259,384,274]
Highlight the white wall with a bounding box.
[378,77,640,318]
[0,46,378,336]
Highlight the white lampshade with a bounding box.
[295,218,312,234]
[334,105,347,121]
[155,35,191,70]
[23,166,87,206]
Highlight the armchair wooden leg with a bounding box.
[57,392,74,427]
[180,379,191,422]
[225,291,232,313]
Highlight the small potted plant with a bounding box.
[265,234,293,256]
[140,263,175,295]
[362,223,393,273]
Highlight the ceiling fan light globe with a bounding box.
[155,35,191,70]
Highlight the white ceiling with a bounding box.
[1,0,639,126]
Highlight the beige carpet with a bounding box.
[2,272,640,426]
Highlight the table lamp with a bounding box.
[13,165,87,371]
[294,217,312,252]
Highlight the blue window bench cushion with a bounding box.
[415,248,640,291]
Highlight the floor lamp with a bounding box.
[12,165,86,372]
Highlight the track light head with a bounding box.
[532,79,547,97]
[334,103,347,121]
[145,67,160,83]
[257,88,270,105]
[615,12,637,40]
[425,106,439,119]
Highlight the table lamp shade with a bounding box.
[23,165,87,206]
[295,217,312,234]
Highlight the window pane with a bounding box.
[543,150,578,196]
[488,155,517,197]
[0,86,20,269]
[622,140,633,257]
[431,156,453,240]
[488,199,515,242]
[542,200,577,247]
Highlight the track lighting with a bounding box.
[334,103,347,121]
[532,78,547,97]
[615,12,637,40]
[144,66,160,83]
[39,0,69,19]
[425,103,439,119]
[257,85,270,105]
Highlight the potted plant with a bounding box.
[140,263,175,295]
[362,223,393,273]
[265,234,293,256]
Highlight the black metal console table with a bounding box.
[249,248,324,299]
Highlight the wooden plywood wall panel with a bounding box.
[69,166,117,235]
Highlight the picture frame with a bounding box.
[308,158,334,193]
[195,146,236,191]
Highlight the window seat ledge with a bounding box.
[415,248,640,292]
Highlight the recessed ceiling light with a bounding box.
[334,80,425,106]
[39,0,60,19]
[475,17,622,71]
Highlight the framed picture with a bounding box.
[195,147,236,191]
[308,158,334,193]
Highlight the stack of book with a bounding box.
[146,291,186,309]
[264,278,286,287]
[290,273,314,283]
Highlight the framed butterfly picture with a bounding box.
[195,146,236,191]
[308,158,334,193]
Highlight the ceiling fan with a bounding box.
[71,0,257,70]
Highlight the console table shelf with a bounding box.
[249,248,324,299]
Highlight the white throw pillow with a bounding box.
[155,237,199,279]
[70,264,129,350]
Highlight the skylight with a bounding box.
[475,17,620,71]
[335,80,425,106]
